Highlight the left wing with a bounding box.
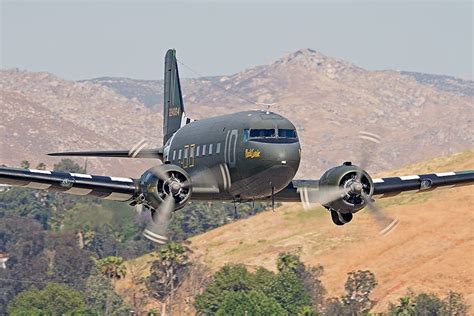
[0,167,137,201]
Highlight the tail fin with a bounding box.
[163,49,190,144]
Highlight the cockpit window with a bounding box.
[249,129,276,138]
[278,129,297,138]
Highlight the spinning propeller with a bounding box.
[132,162,218,244]
[355,131,399,236]
[138,166,191,244]
[302,131,399,236]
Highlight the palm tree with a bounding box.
[155,242,190,314]
[96,256,127,315]
[97,256,127,280]
[277,252,303,274]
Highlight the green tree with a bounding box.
[7,283,86,315]
[267,271,312,315]
[96,256,127,280]
[442,291,469,316]
[84,267,128,315]
[324,297,348,316]
[277,252,304,274]
[0,187,52,229]
[53,158,86,173]
[388,296,416,315]
[20,160,30,169]
[413,292,444,315]
[195,258,319,315]
[298,305,319,316]
[277,252,326,310]
[45,232,93,290]
[35,162,47,170]
[194,264,257,314]
[146,242,190,313]
[215,290,287,316]
[0,217,48,314]
[342,270,377,314]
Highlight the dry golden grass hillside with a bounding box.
[118,150,474,312]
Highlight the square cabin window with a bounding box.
[178,149,182,160]
[202,145,207,156]
[172,150,176,161]
[216,143,221,154]
[209,144,213,155]
[196,146,200,157]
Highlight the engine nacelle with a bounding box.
[319,162,374,214]
[138,164,192,211]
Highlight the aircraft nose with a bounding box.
[262,141,301,170]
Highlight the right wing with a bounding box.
[0,167,137,201]
[275,170,474,204]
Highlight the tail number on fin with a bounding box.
[168,107,181,117]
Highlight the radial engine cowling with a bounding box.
[138,164,192,211]
[319,162,374,214]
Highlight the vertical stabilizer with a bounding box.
[163,49,185,144]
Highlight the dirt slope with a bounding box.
[190,150,474,311]
[117,150,474,312]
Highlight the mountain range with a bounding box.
[1,48,473,178]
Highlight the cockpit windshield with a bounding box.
[243,128,298,141]
[278,129,297,138]
[249,129,276,138]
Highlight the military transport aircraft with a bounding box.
[1,49,473,244]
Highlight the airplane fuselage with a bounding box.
[163,110,301,201]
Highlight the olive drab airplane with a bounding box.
[1,49,474,244]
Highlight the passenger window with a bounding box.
[209,144,213,155]
[183,145,189,168]
[216,143,221,154]
[190,144,195,167]
[196,146,200,157]
[202,145,206,156]
[178,149,182,160]
[172,150,176,161]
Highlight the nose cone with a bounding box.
[253,141,301,172]
[238,140,301,199]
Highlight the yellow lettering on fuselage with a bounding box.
[245,148,261,159]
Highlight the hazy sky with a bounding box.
[1,0,472,80]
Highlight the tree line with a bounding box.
[0,159,269,313]
[1,159,470,315]
[139,243,469,315]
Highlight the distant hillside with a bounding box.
[86,48,474,176]
[0,70,161,177]
[116,150,474,312]
[400,71,474,97]
[2,48,473,178]
[88,69,474,108]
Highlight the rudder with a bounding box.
[163,49,186,144]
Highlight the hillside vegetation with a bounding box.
[120,150,474,312]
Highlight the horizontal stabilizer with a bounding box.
[48,148,163,159]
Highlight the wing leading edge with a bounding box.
[0,167,137,201]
